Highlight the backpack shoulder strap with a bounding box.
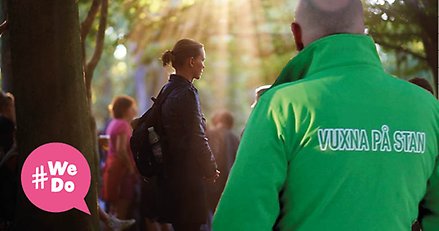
[154,83,178,106]
[136,83,178,123]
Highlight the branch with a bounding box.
[372,31,420,41]
[80,0,101,41]
[373,37,427,61]
[85,0,108,100]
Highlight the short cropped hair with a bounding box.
[296,0,363,36]
[212,110,235,129]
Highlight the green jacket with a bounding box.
[213,34,439,231]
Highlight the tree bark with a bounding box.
[1,0,12,92]
[8,0,98,230]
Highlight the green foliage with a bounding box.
[81,0,437,131]
[81,0,298,131]
[364,0,437,86]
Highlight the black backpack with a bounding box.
[130,84,176,179]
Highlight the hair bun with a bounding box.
[161,50,174,66]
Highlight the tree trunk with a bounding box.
[424,39,438,98]
[422,25,438,98]
[8,0,98,230]
[1,0,12,92]
[405,0,438,97]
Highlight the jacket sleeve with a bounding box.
[180,88,217,177]
[421,156,439,231]
[213,95,290,231]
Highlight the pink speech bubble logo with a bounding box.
[21,142,91,215]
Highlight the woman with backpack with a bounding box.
[154,38,220,231]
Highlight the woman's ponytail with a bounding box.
[161,50,173,67]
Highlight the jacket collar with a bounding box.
[170,74,193,86]
[271,34,384,88]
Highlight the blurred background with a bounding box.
[33,0,439,133]
[0,0,436,230]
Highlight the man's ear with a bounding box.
[291,22,304,51]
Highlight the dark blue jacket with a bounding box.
[157,74,217,223]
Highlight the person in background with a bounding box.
[408,78,435,230]
[239,84,272,138]
[139,178,172,231]
[206,110,239,211]
[0,91,17,231]
[157,38,219,231]
[250,85,271,108]
[409,77,434,95]
[102,96,139,221]
[99,206,135,231]
[0,91,15,158]
[213,0,439,230]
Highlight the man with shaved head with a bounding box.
[213,0,439,230]
[293,0,364,49]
